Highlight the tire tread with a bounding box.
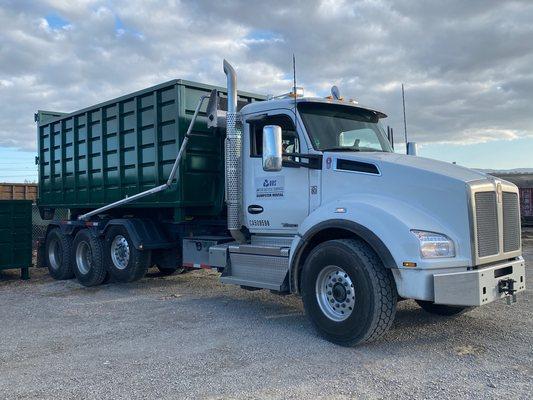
[72,229,107,287]
[338,239,397,344]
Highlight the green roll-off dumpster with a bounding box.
[36,80,264,221]
[0,200,32,279]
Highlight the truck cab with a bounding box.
[210,61,525,345]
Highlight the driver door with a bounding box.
[243,112,309,234]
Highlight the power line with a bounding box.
[0,174,38,178]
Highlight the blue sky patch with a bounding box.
[246,29,282,42]
[419,137,533,170]
[115,15,124,32]
[45,13,70,29]
[114,14,143,38]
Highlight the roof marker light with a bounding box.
[331,85,341,100]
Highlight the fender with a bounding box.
[103,218,173,250]
[290,219,396,294]
[43,218,172,251]
[44,220,77,237]
[289,194,471,293]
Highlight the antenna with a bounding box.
[402,83,408,144]
[292,54,297,127]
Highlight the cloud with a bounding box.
[0,0,532,151]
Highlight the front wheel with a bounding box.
[301,239,397,346]
[415,300,472,316]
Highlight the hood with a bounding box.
[320,151,487,256]
[324,151,488,183]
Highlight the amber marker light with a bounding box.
[402,261,417,268]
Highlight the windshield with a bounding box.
[298,102,393,152]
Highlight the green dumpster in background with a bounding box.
[0,200,32,279]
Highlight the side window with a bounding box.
[250,115,299,157]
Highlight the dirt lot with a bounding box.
[1,234,532,399]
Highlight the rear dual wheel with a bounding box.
[104,226,150,283]
[46,228,106,286]
[46,226,151,286]
[45,228,75,280]
[72,229,108,287]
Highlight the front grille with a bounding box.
[475,191,499,257]
[503,192,520,252]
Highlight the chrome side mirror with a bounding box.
[407,141,418,156]
[262,125,282,171]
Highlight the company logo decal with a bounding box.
[256,176,284,198]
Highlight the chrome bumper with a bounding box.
[433,257,526,306]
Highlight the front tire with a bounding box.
[104,226,150,282]
[415,300,472,316]
[301,239,397,346]
[72,229,107,287]
[45,228,75,280]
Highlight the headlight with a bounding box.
[411,230,455,258]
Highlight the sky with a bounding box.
[0,0,532,182]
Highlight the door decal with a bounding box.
[255,176,285,199]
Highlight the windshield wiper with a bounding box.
[321,147,360,152]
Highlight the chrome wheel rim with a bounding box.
[111,235,130,270]
[316,265,355,322]
[76,241,92,275]
[48,237,61,270]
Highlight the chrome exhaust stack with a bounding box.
[223,60,246,243]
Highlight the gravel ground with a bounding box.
[0,236,532,399]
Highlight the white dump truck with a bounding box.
[38,60,526,346]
